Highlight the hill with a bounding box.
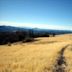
[0,34,72,72]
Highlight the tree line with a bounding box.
[0,30,55,45]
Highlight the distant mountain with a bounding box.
[0,25,72,34]
[40,29,72,34]
[0,25,29,32]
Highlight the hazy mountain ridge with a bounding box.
[0,25,72,34]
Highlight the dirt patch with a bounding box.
[53,45,69,72]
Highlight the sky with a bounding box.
[0,0,72,30]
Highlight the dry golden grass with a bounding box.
[0,34,72,72]
[64,45,72,72]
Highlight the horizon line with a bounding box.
[0,21,72,31]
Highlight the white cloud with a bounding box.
[0,21,72,31]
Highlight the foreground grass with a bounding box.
[0,34,72,72]
[64,45,72,72]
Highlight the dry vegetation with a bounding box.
[0,34,72,72]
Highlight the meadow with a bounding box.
[0,34,72,72]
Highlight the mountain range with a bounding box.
[0,25,72,35]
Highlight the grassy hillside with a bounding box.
[0,34,72,72]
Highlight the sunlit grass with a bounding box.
[0,34,72,72]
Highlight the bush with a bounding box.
[7,42,11,46]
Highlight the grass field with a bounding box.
[0,34,72,72]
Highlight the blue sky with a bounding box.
[0,0,72,30]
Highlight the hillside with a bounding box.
[0,34,72,72]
